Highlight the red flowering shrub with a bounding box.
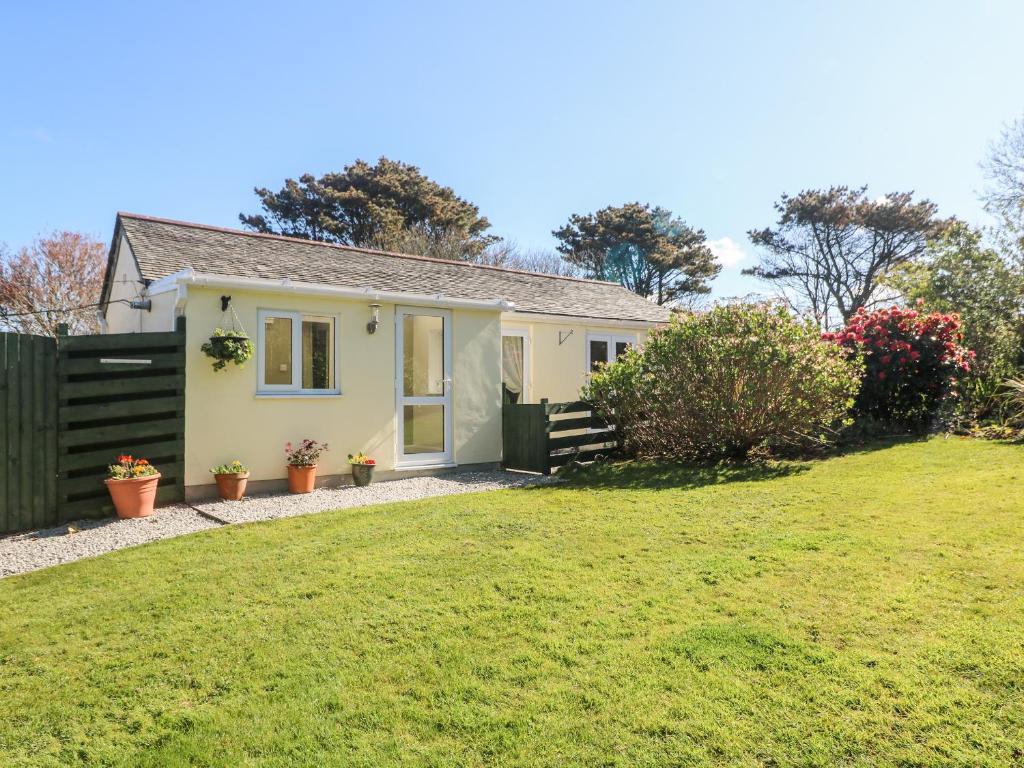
[823,300,975,426]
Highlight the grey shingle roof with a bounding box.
[114,213,670,323]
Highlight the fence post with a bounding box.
[539,399,552,475]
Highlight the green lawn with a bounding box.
[1,438,1022,767]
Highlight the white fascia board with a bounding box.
[147,269,514,312]
[501,310,667,330]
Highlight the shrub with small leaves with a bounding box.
[585,304,861,460]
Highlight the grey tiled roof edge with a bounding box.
[115,213,672,323]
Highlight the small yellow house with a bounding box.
[101,213,669,497]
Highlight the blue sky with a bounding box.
[2,1,1023,298]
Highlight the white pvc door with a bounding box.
[396,307,453,467]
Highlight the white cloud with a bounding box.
[707,236,747,268]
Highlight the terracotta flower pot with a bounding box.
[214,471,249,501]
[351,463,375,487]
[105,474,161,519]
[287,464,317,494]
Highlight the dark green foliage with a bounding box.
[552,202,719,304]
[239,157,496,259]
[585,304,860,459]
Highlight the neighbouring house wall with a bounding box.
[104,235,147,333]
[182,286,502,487]
[104,236,177,333]
[142,290,178,332]
[500,315,654,404]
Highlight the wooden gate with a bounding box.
[502,399,617,474]
[57,321,186,521]
[0,319,186,534]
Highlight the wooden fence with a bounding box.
[502,399,617,474]
[0,319,185,534]
[1,333,59,533]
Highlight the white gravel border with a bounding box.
[1,471,550,579]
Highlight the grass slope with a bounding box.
[1,438,1022,767]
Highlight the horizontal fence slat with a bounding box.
[59,332,184,352]
[61,374,184,400]
[60,352,183,376]
[545,400,591,415]
[548,415,608,433]
[60,466,184,497]
[55,496,115,519]
[549,430,616,451]
[50,491,188,520]
[59,417,183,449]
[550,446,616,468]
[59,439,185,473]
[60,395,184,423]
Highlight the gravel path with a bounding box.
[0,507,219,579]
[1,471,549,579]
[193,471,550,524]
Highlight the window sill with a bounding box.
[255,391,342,399]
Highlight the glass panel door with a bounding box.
[397,308,452,466]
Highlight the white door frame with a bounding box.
[395,306,453,468]
[501,327,531,404]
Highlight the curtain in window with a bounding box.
[502,336,524,402]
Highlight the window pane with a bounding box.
[615,341,632,360]
[589,339,608,372]
[302,316,334,390]
[502,335,524,403]
[403,314,445,396]
[263,316,293,385]
[404,405,445,454]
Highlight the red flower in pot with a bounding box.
[105,455,161,518]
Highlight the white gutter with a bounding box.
[501,309,667,330]
[147,268,515,312]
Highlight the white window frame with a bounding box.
[501,327,531,404]
[585,332,638,373]
[256,308,341,396]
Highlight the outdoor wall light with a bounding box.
[367,303,382,334]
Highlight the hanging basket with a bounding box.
[202,299,254,372]
[207,334,250,354]
[202,330,254,372]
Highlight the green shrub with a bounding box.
[584,304,860,460]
